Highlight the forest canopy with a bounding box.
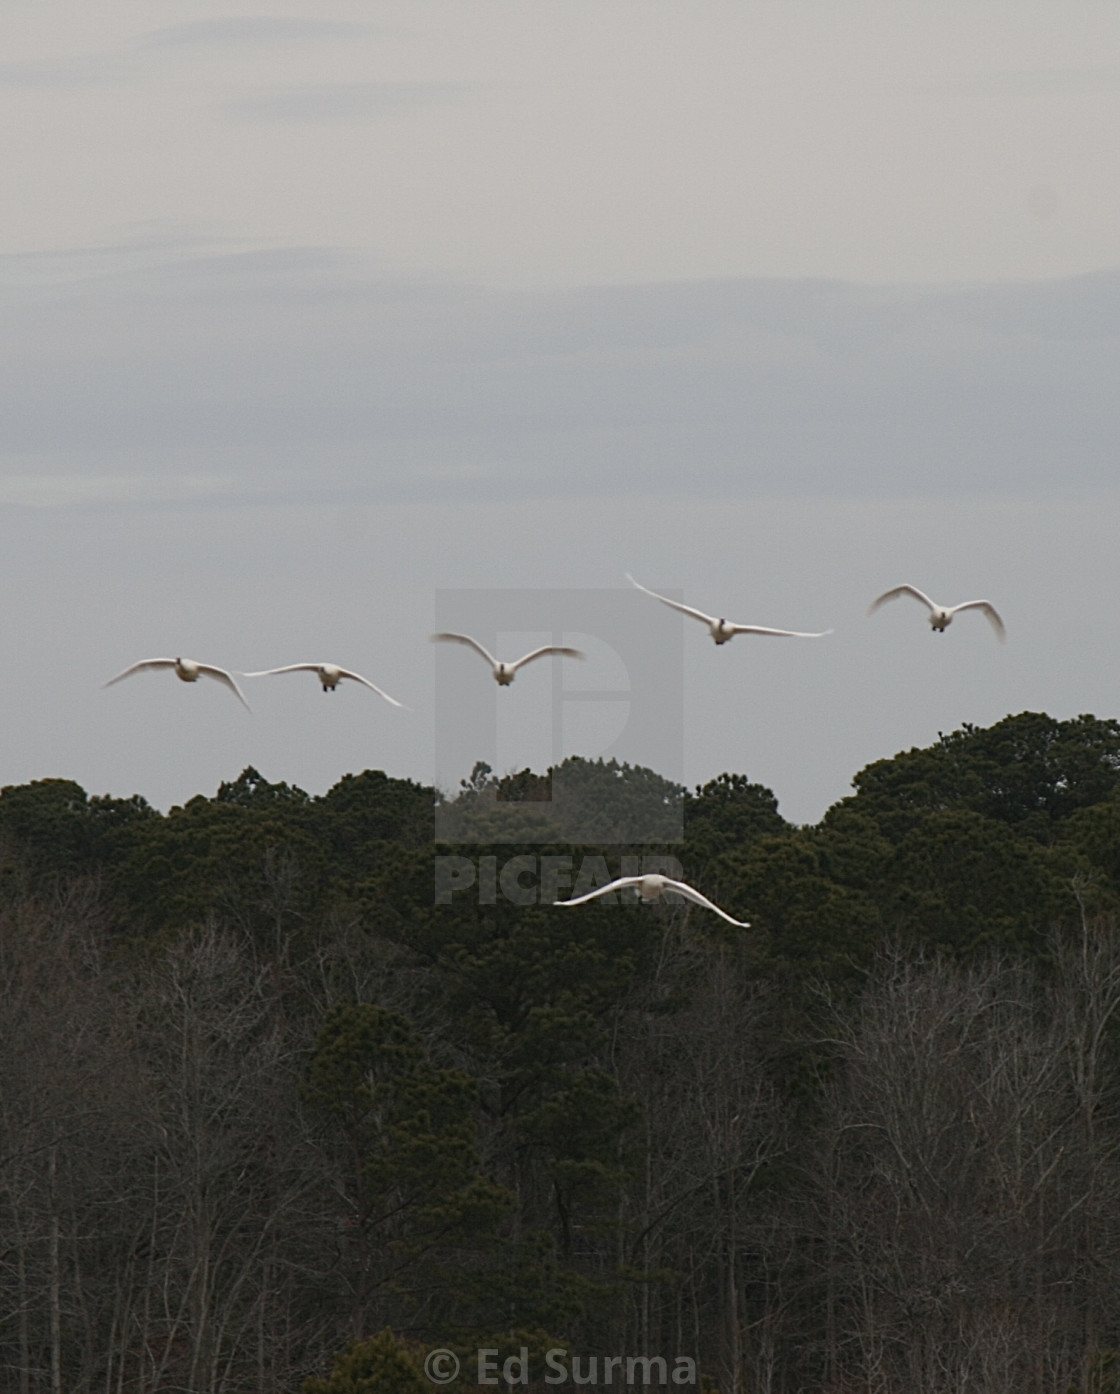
[0,710,1118,1393]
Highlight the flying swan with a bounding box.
[430,633,586,686]
[867,585,1006,640]
[554,873,749,927]
[243,663,405,705]
[626,574,831,645]
[104,658,251,711]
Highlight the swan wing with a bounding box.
[509,646,587,673]
[725,625,834,639]
[103,659,176,687]
[662,877,750,927]
[336,669,408,706]
[195,665,252,711]
[554,876,644,907]
[626,574,716,627]
[430,632,499,669]
[948,601,1006,641]
[868,584,936,617]
[242,664,321,677]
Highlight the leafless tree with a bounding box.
[806,932,1120,1394]
[615,915,786,1392]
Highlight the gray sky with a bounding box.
[1,2,1117,825]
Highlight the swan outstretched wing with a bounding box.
[626,574,716,627]
[508,646,586,673]
[949,601,1006,641]
[554,876,644,907]
[242,664,321,678]
[868,584,936,617]
[106,658,250,710]
[246,664,407,704]
[661,878,750,927]
[103,659,176,687]
[725,625,833,639]
[430,632,500,669]
[195,664,252,711]
[336,669,408,706]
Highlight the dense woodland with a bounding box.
[1,710,1119,1393]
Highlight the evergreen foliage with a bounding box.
[0,710,1118,1391]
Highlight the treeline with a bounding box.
[0,711,1118,1393]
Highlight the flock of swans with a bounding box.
[103,575,1005,930]
[104,656,407,711]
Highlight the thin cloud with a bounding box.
[137,18,387,51]
[927,65,1120,96]
[2,259,1115,506]
[0,19,391,89]
[0,474,244,509]
[0,55,128,89]
[226,82,473,123]
[0,235,283,296]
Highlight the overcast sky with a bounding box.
[1,1,1117,826]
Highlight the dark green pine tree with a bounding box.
[303,1003,513,1337]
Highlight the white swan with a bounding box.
[243,663,405,705]
[430,632,586,686]
[868,585,1006,640]
[104,657,251,711]
[555,873,749,927]
[627,574,831,645]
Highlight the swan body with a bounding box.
[868,585,1006,641]
[430,632,586,686]
[104,657,251,711]
[626,574,831,645]
[555,873,749,927]
[243,663,405,705]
